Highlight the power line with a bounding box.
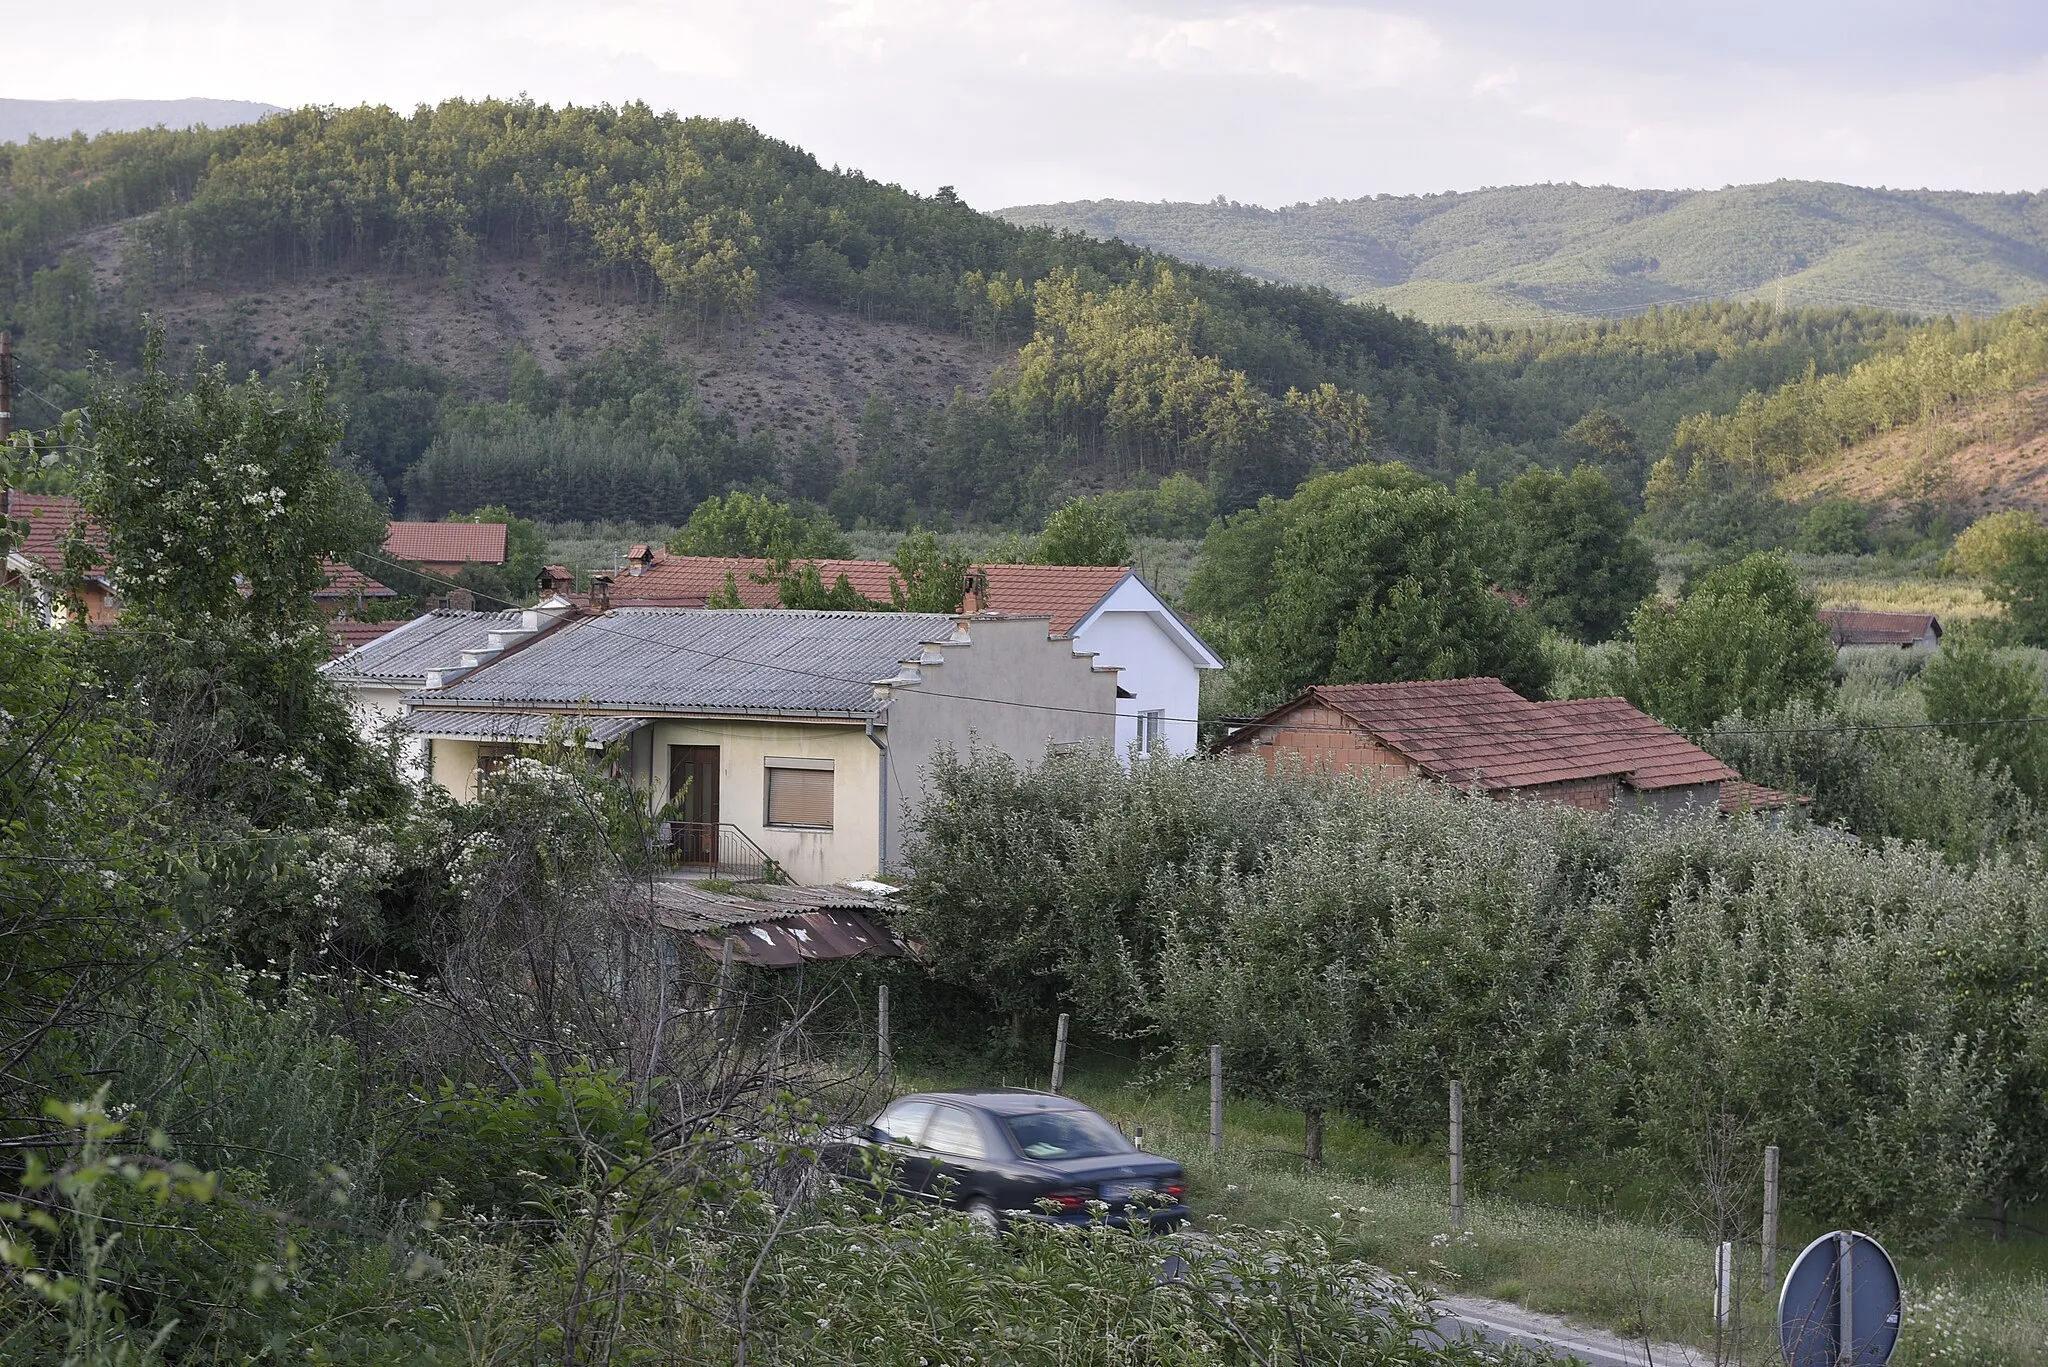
[342,546,2048,742]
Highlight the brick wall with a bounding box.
[1221,702,1419,781]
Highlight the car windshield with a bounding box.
[1001,1108,1132,1161]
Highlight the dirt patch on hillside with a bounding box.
[83,218,1009,462]
[1782,379,2048,519]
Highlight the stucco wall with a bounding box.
[646,718,884,886]
[884,615,1119,869]
[1072,606,1202,759]
[429,737,484,804]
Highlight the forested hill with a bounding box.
[1001,182,2048,325]
[2,100,2029,531]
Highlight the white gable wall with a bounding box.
[1068,577,1219,761]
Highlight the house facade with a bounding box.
[1216,678,1795,819]
[391,607,1119,884]
[597,552,1222,760]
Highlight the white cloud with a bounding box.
[6,0,2044,206]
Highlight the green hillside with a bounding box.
[1001,182,2048,324]
[0,103,2013,530]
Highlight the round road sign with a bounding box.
[1778,1229,1902,1367]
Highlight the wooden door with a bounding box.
[668,745,720,863]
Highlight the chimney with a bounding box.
[625,543,655,576]
[962,569,987,615]
[445,586,475,612]
[589,572,613,612]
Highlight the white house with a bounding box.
[320,596,577,778]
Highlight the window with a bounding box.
[1138,710,1166,757]
[874,1100,934,1145]
[1001,1109,1132,1161]
[474,743,521,780]
[922,1105,986,1159]
[765,757,834,828]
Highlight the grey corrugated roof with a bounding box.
[322,610,528,685]
[413,609,958,717]
[401,710,649,746]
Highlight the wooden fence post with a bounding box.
[1449,1079,1465,1231]
[1761,1144,1781,1292]
[877,983,892,1088]
[1209,1044,1224,1161]
[1051,1012,1070,1093]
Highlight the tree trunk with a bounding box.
[1993,1192,2009,1242]
[1304,1107,1325,1167]
[1011,1010,1024,1045]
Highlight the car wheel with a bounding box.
[965,1198,1000,1235]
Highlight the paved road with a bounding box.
[1435,1294,1711,1367]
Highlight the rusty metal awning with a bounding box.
[689,908,906,967]
[622,878,913,966]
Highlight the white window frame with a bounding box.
[1138,709,1167,757]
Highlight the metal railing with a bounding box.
[656,821,780,882]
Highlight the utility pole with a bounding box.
[0,332,14,441]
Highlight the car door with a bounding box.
[919,1103,990,1206]
[868,1099,938,1199]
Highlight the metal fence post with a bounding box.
[1051,1012,1070,1093]
[1837,1231,1855,1367]
[1449,1079,1466,1231]
[1762,1144,1781,1292]
[1209,1044,1224,1161]
[877,983,892,1088]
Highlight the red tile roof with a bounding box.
[1817,609,1941,647]
[326,618,406,656]
[316,560,398,599]
[1718,780,1804,815]
[384,521,510,565]
[4,491,106,573]
[1542,696,1741,790]
[1248,679,1738,793]
[608,554,1130,636]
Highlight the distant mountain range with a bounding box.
[0,98,281,145]
[1000,182,2048,325]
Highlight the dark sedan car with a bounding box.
[830,1089,1188,1232]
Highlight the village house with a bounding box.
[5,490,407,643]
[595,550,1222,759]
[2,490,119,626]
[320,595,581,774]
[1818,609,1942,651]
[374,606,1118,884]
[383,521,510,578]
[1215,677,1797,819]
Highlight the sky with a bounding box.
[12,1,2048,210]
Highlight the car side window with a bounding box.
[874,1100,935,1146]
[922,1105,986,1159]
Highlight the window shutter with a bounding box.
[766,766,834,828]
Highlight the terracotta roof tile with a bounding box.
[316,560,398,599]
[1817,609,1941,647]
[608,555,1129,634]
[1542,696,1739,790]
[1251,679,1738,793]
[384,521,509,564]
[4,491,106,573]
[1718,780,1805,815]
